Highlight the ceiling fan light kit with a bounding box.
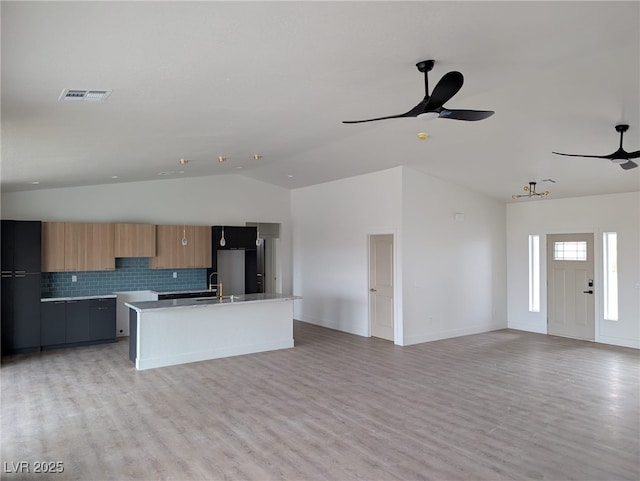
[552,124,639,170]
[512,182,550,200]
[342,59,494,124]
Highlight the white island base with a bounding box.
[127,295,297,370]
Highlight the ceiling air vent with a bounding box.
[58,89,112,102]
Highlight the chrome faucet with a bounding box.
[208,272,217,291]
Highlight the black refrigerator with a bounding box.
[1,220,42,355]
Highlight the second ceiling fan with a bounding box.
[342,60,495,124]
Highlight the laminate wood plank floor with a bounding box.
[1,321,639,481]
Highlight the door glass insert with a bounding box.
[553,241,587,261]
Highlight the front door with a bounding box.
[369,234,394,341]
[547,233,595,340]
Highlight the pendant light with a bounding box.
[220,226,226,247]
[181,226,188,246]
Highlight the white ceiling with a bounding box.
[2,1,639,202]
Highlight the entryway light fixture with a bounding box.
[512,181,550,200]
[218,156,227,163]
[220,226,226,247]
[254,154,263,160]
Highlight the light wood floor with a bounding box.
[1,321,639,481]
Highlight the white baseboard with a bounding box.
[403,323,505,346]
[136,339,294,370]
[295,314,368,337]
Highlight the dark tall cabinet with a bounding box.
[1,220,42,355]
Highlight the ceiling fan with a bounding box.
[552,124,639,170]
[342,60,494,124]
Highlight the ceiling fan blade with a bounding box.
[551,152,610,159]
[624,150,640,160]
[439,109,494,121]
[342,113,411,124]
[620,160,638,170]
[425,71,464,111]
[342,101,425,124]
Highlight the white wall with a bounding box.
[291,168,403,337]
[506,192,640,348]
[1,174,294,293]
[291,166,507,345]
[401,167,507,345]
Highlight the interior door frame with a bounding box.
[367,230,402,344]
[542,229,600,341]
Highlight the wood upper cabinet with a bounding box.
[87,223,115,271]
[150,225,211,269]
[42,222,115,272]
[149,225,179,269]
[63,222,88,271]
[192,226,212,268]
[114,223,156,257]
[42,222,66,272]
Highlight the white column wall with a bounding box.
[1,174,293,294]
[291,168,402,337]
[401,167,507,345]
[506,192,640,348]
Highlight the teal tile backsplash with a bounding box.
[41,257,206,297]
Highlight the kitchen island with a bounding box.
[126,293,299,370]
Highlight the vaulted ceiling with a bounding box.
[2,1,639,201]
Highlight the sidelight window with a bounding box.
[528,235,540,312]
[603,232,618,321]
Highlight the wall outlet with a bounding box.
[172,272,177,279]
[71,275,77,282]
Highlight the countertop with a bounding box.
[126,293,301,312]
[41,294,117,302]
[42,288,211,302]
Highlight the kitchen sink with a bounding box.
[195,295,243,302]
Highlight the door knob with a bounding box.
[583,290,594,294]
[370,288,377,292]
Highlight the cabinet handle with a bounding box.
[97,307,109,310]
[54,301,66,304]
[66,300,78,304]
[15,270,26,274]
[1,270,12,275]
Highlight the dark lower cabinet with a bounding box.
[41,301,66,346]
[90,298,116,341]
[65,300,92,343]
[40,297,116,350]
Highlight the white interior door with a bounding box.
[547,233,595,340]
[369,234,394,341]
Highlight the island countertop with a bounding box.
[125,293,300,312]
